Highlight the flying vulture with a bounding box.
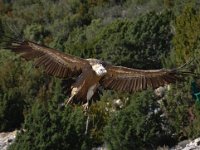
[5,39,191,109]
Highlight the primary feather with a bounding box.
[9,40,90,78]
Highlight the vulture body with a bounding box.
[5,40,189,109]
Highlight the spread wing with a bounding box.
[100,65,185,92]
[7,40,90,78]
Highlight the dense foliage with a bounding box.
[8,86,92,150]
[65,10,173,69]
[104,90,173,150]
[0,0,200,149]
[0,51,47,131]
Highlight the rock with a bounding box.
[182,137,200,150]
[112,99,123,110]
[178,140,191,148]
[170,137,200,150]
[92,144,108,150]
[154,85,170,98]
[0,130,17,150]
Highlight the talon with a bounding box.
[82,103,89,111]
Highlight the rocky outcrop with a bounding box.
[169,138,200,150]
[0,130,17,150]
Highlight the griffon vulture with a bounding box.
[4,39,191,109]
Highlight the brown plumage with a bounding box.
[5,40,190,108]
[100,66,181,92]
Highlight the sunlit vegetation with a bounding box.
[0,0,200,149]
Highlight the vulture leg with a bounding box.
[64,87,79,105]
[82,103,89,111]
[82,83,99,111]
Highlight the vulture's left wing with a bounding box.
[7,40,90,78]
[100,65,187,92]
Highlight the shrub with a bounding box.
[0,51,47,131]
[9,80,92,150]
[104,90,171,149]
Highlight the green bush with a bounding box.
[1,0,200,148]
[64,11,173,69]
[9,105,91,150]
[104,90,171,150]
[8,81,92,150]
[161,3,200,140]
[0,51,47,131]
[161,82,192,140]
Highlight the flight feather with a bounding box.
[8,40,90,78]
[100,64,184,92]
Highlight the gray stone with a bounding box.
[0,130,17,150]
